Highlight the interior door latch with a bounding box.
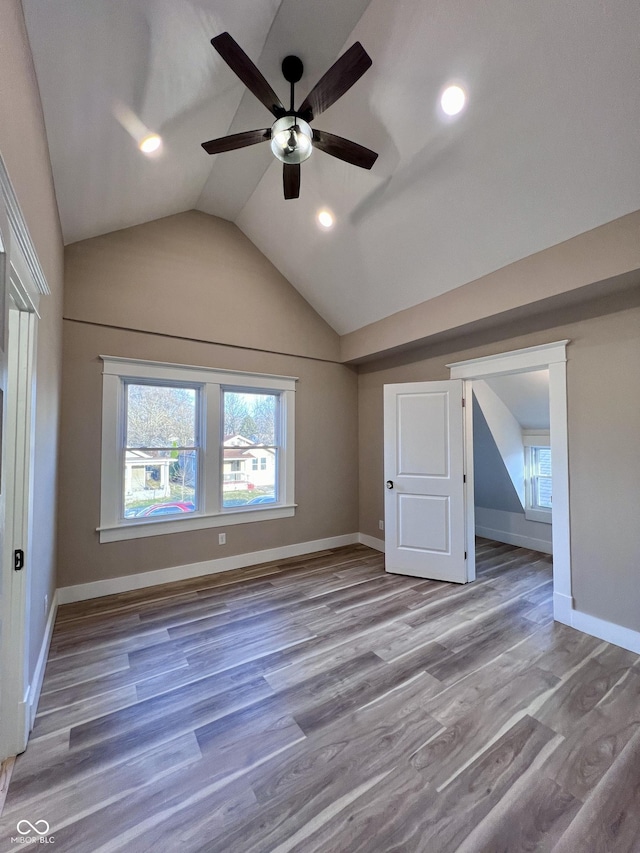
[14,549,25,571]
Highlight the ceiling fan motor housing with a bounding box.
[281,55,304,84]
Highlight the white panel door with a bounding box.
[384,380,468,582]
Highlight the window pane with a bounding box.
[223,391,279,508]
[223,391,277,445]
[536,447,552,476]
[536,477,552,508]
[127,384,196,448]
[124,448,197,517]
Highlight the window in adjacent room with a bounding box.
[524,433,552,523]
[99,357,296,542]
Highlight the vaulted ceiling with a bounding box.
[23,0,640,334]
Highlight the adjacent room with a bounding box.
[1,0,639,849]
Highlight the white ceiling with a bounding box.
[486,370,550,431]
[23,0,640,335]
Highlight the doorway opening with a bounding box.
[448,340,571,625]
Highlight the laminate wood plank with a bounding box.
[509,621,603,678]
[69,673,275,751]
[541,669,640,802]
[292,647,446,735]
[195,652,386,748]
[535,656,631,735]
[109,777,259,853]
[455,773,580,853]
[31,685,139,739]
[38,652,189,712]
[0,758,15,819]
[214,681,443,853]
[39,652,130,696]
[425,615,541,684]
[425,648,536,724]
[1,732,202,833]
[302,715,558,853]
[264,621,415,691]
[552,727,640,853]
[410,666,559,789]
[47,626,172,660]
[136,635,320,702]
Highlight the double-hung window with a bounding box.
[524,433,552,523]
[99,357,296,542]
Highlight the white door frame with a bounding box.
[447,341,571,625]
[0,155,48,760]
[1,300,37,757]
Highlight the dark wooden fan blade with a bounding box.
[312,129,378,169]
[201,129,271,155]
[298,42,372,122]
[283,163,300,199]
[211,32,285,117]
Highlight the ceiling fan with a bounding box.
[201,32,378,199]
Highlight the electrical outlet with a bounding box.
[379,520,384,531]
[44,594,48,615]
[218,532,226,545]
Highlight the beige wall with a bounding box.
[64,210,340,362]
[58,322,357,587]
[0,1,64,676]
[59,212,357,588]
[358,290,640,633]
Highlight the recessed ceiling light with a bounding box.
[139,133,162,154]
[440,85,466,116]
[317,210,334,229]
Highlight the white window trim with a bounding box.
[523,432,551,523]
[99,356,297,543]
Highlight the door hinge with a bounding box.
[462,397,465,407]
[463,474,466,483]
[464,551,467,560]
[14,549,25,571]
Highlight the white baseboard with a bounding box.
[553,591,573,626]
[27,590,58,728]
[570,608,640,655]
[358,533,385,552]
[475,525,553,555]
[57,534,360,604]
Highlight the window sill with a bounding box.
[98,504,297,543]
[525,508,552,524]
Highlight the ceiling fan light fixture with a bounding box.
[270,116,313,164]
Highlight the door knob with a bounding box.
[386,480,394,489]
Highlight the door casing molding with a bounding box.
[447,341,571,625]
[0,152,49,760]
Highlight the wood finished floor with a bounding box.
[1,540,640,852]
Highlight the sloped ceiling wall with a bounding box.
[472,395,523,513]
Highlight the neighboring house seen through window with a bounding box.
[99,357,296,542]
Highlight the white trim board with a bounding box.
[27,592,58,728]
[359,533,385,552]
[570,609,640,655]
[58,534,360,604]
[475,526,552,555]
[0,156,49,296]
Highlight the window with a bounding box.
[524,433,552,523]
[99,357,296,542]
